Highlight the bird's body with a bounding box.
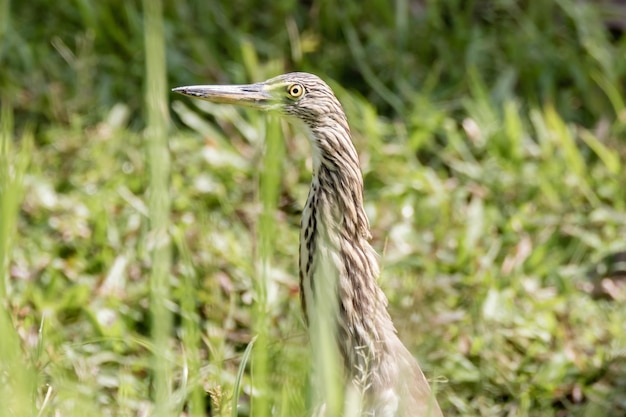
[174,72,443,417]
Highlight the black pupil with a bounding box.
[292,87,299,95]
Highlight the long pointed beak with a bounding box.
[172,82,271,109]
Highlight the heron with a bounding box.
[173,72,444,417]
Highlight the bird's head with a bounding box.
[173,72,344,125]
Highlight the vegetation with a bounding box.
[1,0,625,416]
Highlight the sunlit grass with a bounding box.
[0,102,37,416]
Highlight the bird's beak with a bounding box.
[172,82,272,109]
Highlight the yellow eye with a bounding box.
[288,83,304,98]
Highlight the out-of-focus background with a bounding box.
[1,1,626,416]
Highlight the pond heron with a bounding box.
[173,72,444,417]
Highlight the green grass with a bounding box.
[1,101,37,417]
[2,0,626,416]
[143,0,176,415]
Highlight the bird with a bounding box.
[173,72,444,417]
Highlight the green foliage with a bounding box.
[2,0,626,416]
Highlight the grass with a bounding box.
[1,101,37,417]
[2,0,626,416]
[143,0,175,415]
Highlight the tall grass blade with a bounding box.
[0,101,36,417]
[142,0,173,415]
[251,115,283,417]
[232,335,257,417]
[173,229,205,417]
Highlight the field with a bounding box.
[1,1,626,416]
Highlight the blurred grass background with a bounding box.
[1,0,626,416]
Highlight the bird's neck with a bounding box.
[299,118,396,376]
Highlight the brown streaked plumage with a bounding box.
[173,72,444,417]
